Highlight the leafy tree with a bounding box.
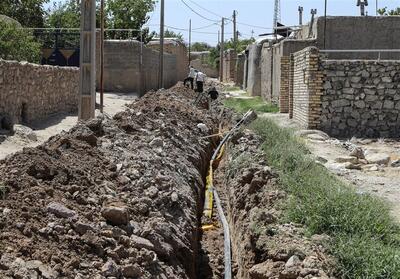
[106,0,157,30]
[224,38,256,53]
[378,7,400,15]
[45,0,80,28]
[164,29,184,42]
[46,0,157,41]
[0,20,41,62]
[0,0,49,28]
[191,42,212,52]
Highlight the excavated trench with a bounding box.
[0,81,337,279]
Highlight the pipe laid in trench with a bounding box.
[204,110,254,279]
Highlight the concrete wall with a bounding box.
[0,60,78,128]
[321,60,400,138]
[298,16,400,59]
[246,43,262,96]
[96,39,185,94]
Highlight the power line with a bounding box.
[236,22,272,30]
[165,24,233,35]
[192,22,219,30]
[186,0,227,19]
[180,0,220,23]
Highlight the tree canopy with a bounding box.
[377,7,400,15]
[0,20,41,62]
[0,0,49,27]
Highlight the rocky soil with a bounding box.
[0,83,223,278]
[222,129,336,279]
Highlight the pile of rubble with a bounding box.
[0,83,222,278]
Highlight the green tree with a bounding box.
[191,42,212,52]
[378,7,400,15]
[164,29,184,42]
[0,0,49,27]
[0,21,41,62]
[225,38,256,53]
[45,0,80,28]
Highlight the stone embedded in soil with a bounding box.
[101,202,129,225]
[130,235,155,251]
[101,259,120,277]
[149,137,163,147]
[365,153,391,165]
[335,156,358,164]
[349,147,365,159]
[122,264,143,277]
[46,202,77,218]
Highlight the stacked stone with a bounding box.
[0,60,78,128]
[320,60,400,138]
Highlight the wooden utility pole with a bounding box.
[189,19,192,65]
[100,0,104,113]
[159,0,165,88]
[233,10,237,48]
[220,18,225,81]
[79,0,96,120]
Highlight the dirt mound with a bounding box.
[0,84,223,278]
[221,130,336,279]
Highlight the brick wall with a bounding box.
[0,60,78,128]
[291,47,323,129]
[279,56,290,113]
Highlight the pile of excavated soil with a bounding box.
[221,129,336,279]
[0,83,224,278]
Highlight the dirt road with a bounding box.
[0,92,138,160]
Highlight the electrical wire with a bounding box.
[192,22,219,30]
[180,0,220,23]
[186,0,226,19]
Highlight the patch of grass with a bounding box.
[224,97,279,114]
[224,86,241,92]
[250,118,400,278]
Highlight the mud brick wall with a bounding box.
[321,60,400,138]
[246,43,262,96]
[222,49,237,82]
[97,39,185,94]
[235,53,245,86]
[291,47,323,129]
[0,60,78,128]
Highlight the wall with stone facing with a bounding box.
[0,59,78,128]
[320,60,400,138]
[291,47,323,129]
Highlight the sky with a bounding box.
[46,0,400,46]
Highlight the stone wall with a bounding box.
[321,60,400,138]
[291,47,323,129]
[290,47,400,138]
[0,60,78,128]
